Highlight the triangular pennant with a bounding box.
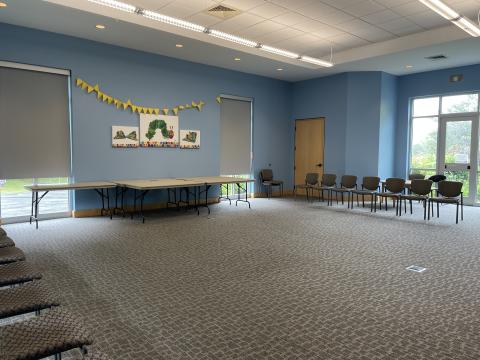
[97,91,103,100]
[107,96,113,104]
[216,96,222,104]
[173,107,179,115]
[197,101,205,110]
[102,93,109,102]
[185,104,191,109]
[131,105,138,113]
[93,84,100,93]
[178,105,184,110]
[87,85,94,94]
[122,99,132,110]
[162,108,169,115]
[81,82,88,90]
[76,78,83,87]
[154,108,160,115]
[148,108,154,114]
[191,101,197,107]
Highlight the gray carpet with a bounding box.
[3,198,480,359]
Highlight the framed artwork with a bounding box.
[139,114,179,148]
[112,126,139,148]
[180,130,200,149]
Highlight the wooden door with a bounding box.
[294,118,325,195]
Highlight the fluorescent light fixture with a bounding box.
[418,0,459,20]
[87,0,136,13]
[208,29,258,47]
[452,16,480,37]
[300,56,333,68]
[260,45,299,59]
[418,0,480,37]
[142,10,205,32]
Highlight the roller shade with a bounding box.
[0,66,70,179]
[220,98,252,175]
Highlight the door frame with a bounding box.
[294,117,326,191]
[438,113,479,204]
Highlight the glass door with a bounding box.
[438,116,479,204]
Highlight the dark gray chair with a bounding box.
[260,169,284,199]
[331,175,357,208]
[428,180,463,223]
[399,179,433,219]
[350,176,380,212]
[0,262,42,287]
[0,308,93,360]
[377,178,406,216]
[295,173,319,201]
[0,281,60,319]
[0,246,25,265]
[409,173,426,180]
[316,174,337,205]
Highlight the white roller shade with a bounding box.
[220,98,252,175]
[0,66,70,179]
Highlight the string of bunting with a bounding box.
[75,78,205,115]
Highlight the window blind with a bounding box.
[0,66,70,179]
[220,97,252,175]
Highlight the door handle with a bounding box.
[316,163,323,167]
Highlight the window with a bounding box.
[441,94,478,114]
[0,63,71,222]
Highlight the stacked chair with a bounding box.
[0,226,101,360]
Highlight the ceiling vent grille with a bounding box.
[205,5,239,19]
[425,54,448,61]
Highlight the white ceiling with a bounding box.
[0,0,480,81]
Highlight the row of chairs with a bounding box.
[295,173,464,224]
[0,227,108,359]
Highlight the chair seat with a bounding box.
[0,308,93,360]
[316,185,335,190]
[400,194,428,201]
[0,247,25,265]
[0,262,42,287]
[296,184,317,189]
[0,236,15,248]
[0,281,60,319]
[331,187,354,193]
[429,196,460,204]
[351,189,377,195]
[263,180,283,185]
[378,192,402,198]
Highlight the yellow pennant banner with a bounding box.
[75,78,206,116]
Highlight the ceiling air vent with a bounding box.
[425,54,448,61]
[205,5,239,19]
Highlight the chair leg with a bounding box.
[437,202,439,218]
[374,194,377,212]
[456,203,459,224]
[428,200,431,220]
[423,200,427,220]
[461,196,464,220]
[409,200,413,214]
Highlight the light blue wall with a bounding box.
[0,23,293,210]
[395,63,480,177]
[345,72,382,180]
[378,72,397,179]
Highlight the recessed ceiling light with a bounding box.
[276,68,283,71]
[0,2,7,8]
[95,24,106,30]
[405,64,413,69]
[175,44,184,48]
[234,57,241,61]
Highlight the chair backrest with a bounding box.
[340,175,357,189]
[429,174,446,183]
[409,173,426,180]
[410,179,433,196]
[260,169,273,182]
[385,178,405,193]
[305,173,319,186]
[438,180,463,198]
[322,173,336,186]
[362,176,380,191]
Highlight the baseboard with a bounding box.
[254,190,294,198]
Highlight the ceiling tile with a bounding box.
[187,12,224,27]
[255,27,304,43]
[295,1,339,18]
[130,0,173,10]
[237,20,286,39]
[270,12,309,26]
[343,0,385,17]
[248,2,288,18]
[269,0,318,11]
[361,9,402,25]
[320,0,365,10]
[372,0,412,8]
[390,24,424,36]
[158,2,212,18]
[329,32,370,47]
[212,12,264,32]
[174,0,219,12]
[377,17,420,31]
[392,1,430,16]
[312,8,356,25]
[407,10,450,28]
[220,0,265,11]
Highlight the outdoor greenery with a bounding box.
[0,178,68,194]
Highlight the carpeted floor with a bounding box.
[3,198,480,359]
